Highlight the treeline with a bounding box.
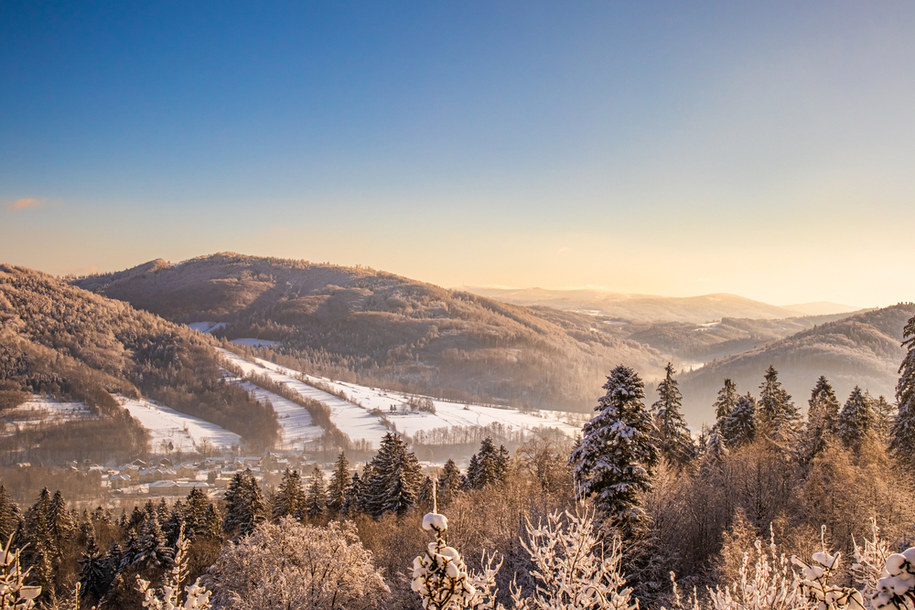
[0,265,280,451]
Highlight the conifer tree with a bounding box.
[466,437,510,489]
[837,386,877,453]
[892,313,915,468]
[341,472,363,516]
[757,365,799,441]
[304,466,327,519]
[713,379,739,427]
[79,537,115,605]
[700,427,728,477]
[131,511,172,574]
[0,485,21,543]
[872,394,895,440]
[223,469,266,538]
[803,375,840,462]
[436,459,463,508]
[721,393,757,448]
[651,362,695,468]
[326,452,350,515]
[364,432,423,518]
[182,488,220,541]
[568,365,658,535]
[272,469,305,522]
[20,488,55,595]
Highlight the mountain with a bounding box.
[463,287,806,323]
[0,264,279,462]
[678,303,915,425]
[75,253,670,412]
[782,302,861,316]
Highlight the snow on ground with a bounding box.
[235,381,324,450]
[187,321,226,333]
[2,396,95,432]
[218,349,390,448]
[119,397,241,453]
[232,338,281,348]
[218,349,582,447]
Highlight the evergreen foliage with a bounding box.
[651,362,695,468]
[466,437,510,490]
[326,452,350,515]
[803,376,840,462]
[757,365,799,442]
[305,466,327,518]
[436,459,463,508]
[222,469,266,538]
[271,469,305,522]
[892,313,915,468]
[363,432,423,518]
[713,379,739,427]
[568,365,658,535]
[837,386,877,452]
[721,393,757,447]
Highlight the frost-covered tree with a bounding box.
[412,508,476,609]
[222,469,266,538]
[837,387,878,453]
[364,432,423,518]
[803,376,841,463]
[272,469,305,521]
[713,379,739,428]
[466,438,509,490]
[437,459,463,508]
[700,427,729,477]
[651,362,695,468]
[136,525,212,610]
[720,393,757,448]
[757,365,799,442]
[342,472,363,516]
[0,536,41,608]
[569,365,658,534]
[892,313,915,469]
[326,452,350,515]
[180,488,220,542]
[305,466,327,518]
[209,517,388,610]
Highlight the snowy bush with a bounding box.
[0,537,41,609]
[792,529,865,610]
[207,517,388,610]
[412,510,477,609]
[137,525,212,610]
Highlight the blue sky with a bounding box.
[2,1,913,306]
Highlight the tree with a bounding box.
[326,452,350,515]
[721,393,757,448]
[222,469,266,539]
[342,472,363,517]
[305,466,327,519]
[892,313,915,469]
[436,459,463,508]
[272,469,305,522]
[208,517,388,610]
[837,387,877,453]
[363,433,423,518]
[466,437,509,490]
[802,376,840,463]
[568,365,658,535]
[757,365,799,442]
[713,379,739,427]
[651,363,695,468]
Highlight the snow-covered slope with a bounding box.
[234,381,324,450]
[219,349,583,449]
[118,397,241,452]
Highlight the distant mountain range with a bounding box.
[464,287,860,323]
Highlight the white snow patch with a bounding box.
[119,397,241,452]
[235,381,324,450]
[232,338,281,348]
[187,321,226,334]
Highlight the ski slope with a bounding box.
[235,381,324,450]
[218,349,583,448]
[119,397,241,452]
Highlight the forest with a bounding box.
[0,312,912,609]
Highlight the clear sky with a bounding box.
[1,1,913,307]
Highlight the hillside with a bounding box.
[463,287,822,323]
[0,264,279,461]
[678,303,915,425]
[75,253,670,411]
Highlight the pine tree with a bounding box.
[803,376,840,462]
[20,488,55,596]
[223,469,266,538]
[568,365,658,535]
[272,469,305,522]
[837,386,877,452]
[757,365,799,442]
[700,427,729,477]
[363,432,423,518]
[892,313,915,468]
[79,537,115,604]
[713,378,739,426]
[326,452,350,515]
[721,393,757,447]
[0,485,21,543]
[436,459,463,508]
[304,466,327,519]
[341,472,363,516]
[131,511,173,574]
[466,437,510,489]
[872,394,895,440]
[183,487,220,541]
[651,362,695,468]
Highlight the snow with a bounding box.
[2,396,95,431]
[232,338,281,348]
[422,512,448,532]
[218,349,582,450]
[187,321,226,333]
[235,381,324,450]
[119,397,241,452]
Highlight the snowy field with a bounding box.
[118,397,241,453]
[218,349,583,449]
[1,396,95,432]
[187,321,226,333]
[234,380,325,450]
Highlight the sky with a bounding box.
[1,1,913,307]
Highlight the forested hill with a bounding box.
[0,264,279,456]
[74,253,669,411]
[679,303,915,424]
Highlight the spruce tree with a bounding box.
[568,365,658,535]
[713,379,738,427]
[182,487,220,541]
[803,375,840,462]
[223,469,266,538]
[651,362,695,468]
[326,452,350,515]
[0,485,21,543]
[837,386,877,453]
[79,537,115,605]
[466,437,510,489]
[700,427,728,477]
[436,459,463,508]
[305,466,327,518]
[363,432,423,518]
[892,313,915,468]
[272,469,305,521]
[757,365,799,441]
[721,393,757,448]
[341,472,363,516]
